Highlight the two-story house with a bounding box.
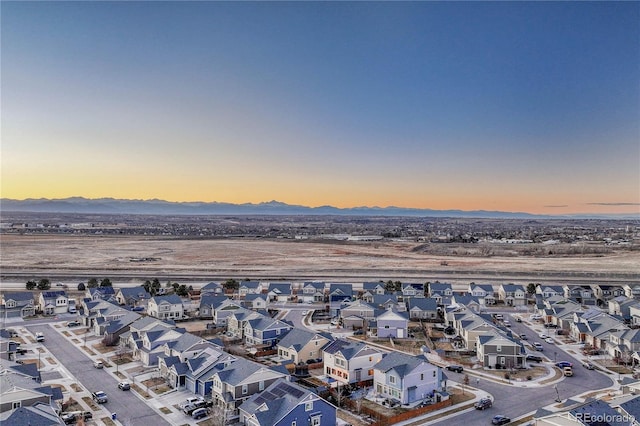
[238,281,262,297]
[116,287,151,307]
[376,309,409,338]
[476,333,527,369]
[623,284,640,300]
[401,283,425,298]
[1,292,36,319]
[609,329,640,362]
[564,285,597,305]
[468,283,496,306]
[373,352,445,405]
[536,285,564,299]
[323,339,385,386]
[498,284,526,307]
[328,284,354,317]
[212,298,243,326]
[239,378,337,426]
[148,295,184,320]
[340,300,376,329]
[299,282,325,303]
[428,283,453,305]
[593,284,625,307]
[85,287,117,302]
[201,282,224,296]
[37,291,68,315]
[210,357,288,415]
[244,317,293,347]
[277,328,333,364]
[406,298,439,321]
[227,309,268,338]
[243,294,269,310]
[267,283,292,303]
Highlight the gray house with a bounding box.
[1,292,36,319]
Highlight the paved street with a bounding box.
[26,324,171,426]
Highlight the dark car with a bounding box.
[132,306,145,312]
[583,362,595,370]
[492,415,511,425]
[555,361,573,369]
[67,321,81,327]
[474,397,492,410]
[192,408,209,419]
[516,317,522,323]
[446,365,464,373]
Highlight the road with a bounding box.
[26,324,171,426]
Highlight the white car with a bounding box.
[539,333,549,339]
[180,397,204,409]
[545,337,554,344]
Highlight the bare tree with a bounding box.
[208,403,228,426]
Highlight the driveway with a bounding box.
[27,324,171,426]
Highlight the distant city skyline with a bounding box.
[2,2,639,215]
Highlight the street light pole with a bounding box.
[554,384,561,403]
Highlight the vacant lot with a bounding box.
[1,234,638,285]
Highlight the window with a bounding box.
[433,371,436,377]
[368,369,373,376]
[292,422,296,426]
[311,415,321,426]
[497,345,502,352]
[389,376,396,384]
[242,384,248,394]
[305,401,313,411]
[420,373,424,380]
[12,402,21,409]
[259,381,264,391]
[6,301,15,308]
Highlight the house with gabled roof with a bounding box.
[373,352,445,405]
[244,317,293,347]
[429,283,453,304]
[0,402,64,425]
[157,336,227,389]
[477,332,527,369]
[299,282,325,303]
[376,309,409,338]
[243,294,268,310]
[570,309,628,350]
[451,294,482,313]
[116,287,151,307]
[363,282,386,297]
[609,296,637,320]
[102,311,141,346]
[201,282,224,296]
[401,283,425,298]
[37,291,68,315]
[267,283,292,302]
[498,284,527,307]
[536,285,564,299]
[121,316,177,366]
[623,284,640,300]
[227,308,268,338]
[210,357,288,414]
[277,328,333,364]
[186,346,236,396]
[239,378,337,426]
[592,284,625,307]
[372,294,403,311]
[81,299,131,334]
[564,285,597,305]
[406,297,439,320]
[0,359,63,416]
[199,294,229,319]
[323,339,385,386]
[148,294,184,321]
[238,281,262,296]
[609,329,640,362]
[329,284,353,317]
[0,292,36,319]
[85,286,117,302]
[212,297,243,326]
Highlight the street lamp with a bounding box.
[554,384,561,403]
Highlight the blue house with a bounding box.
[244,317,293,347]
[239,378,337,426]
[376,309,409,338]
[329,284,353,317]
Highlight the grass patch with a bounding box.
[72,339,81,344]
[131,383,151,399]
[114,371,126,379]
[93,342,115,354]
[160,407,172,414]
[512,415,534,425]
[101,417,116,426]
[152,384,171,394]
[539,367,564,385]
[46,357,57,364]
[82,347,96,356]
[62,331,71,337]
[71,383,83,392]
[81,396,100,411]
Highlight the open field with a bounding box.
[1,234,638,286]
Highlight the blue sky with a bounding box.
[2,1,639,214]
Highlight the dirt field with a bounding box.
[1,234,638,285]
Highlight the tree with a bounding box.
[151,278,161,294]
[385,280,395,292]
[26,280,37,290]
[141,280,151,293]
[100,278,112,287]
[527,283,537,295]
[87,278,98,288]
[77,282,86,291]
[37,278,51,290]
[176,284,189,297]
[223,279,238,291]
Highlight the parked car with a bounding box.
[446,365,464,373]
[92,391,107,403]
[503,320,511,327]
[492,415,511,425]
[545,337,554,344]
[519,334,528,340]
[180,397,205,409]
[516,317,522,323]
[182,403,200,415]
[474,397,493,410]
[555,361,573,369]
[526,354,543,363]
[539,333,549,339]
[35,332,45,342]
[67,321,81,327]
[131,306,145,312]
[93,361,104,369]
[192,408,209,419]
[533,342,544,351]
[118,381,131,391]
[583,362,595,370]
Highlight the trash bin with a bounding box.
[111,412,117,420]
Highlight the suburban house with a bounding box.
[101,311,142,346]
[373,352,445,405]
[299,282,325,303]
[85,286,117,302]
[37,291,68,315]
[116,287,151,307]
[340,300,377,329]
[199,294,229,319]
[623,284,640,300]
[542,298,583,330]
[227,309,268,338]
[429,283,453,304]
[329,284,354,317]
[201,282,224,296]
[159,343,230,390]
[497,284,527,307]
[593,284,625,307]
[121,316,178,366]
[0,361,63,417]
[570,309,628,350]
[239,378,337,426]
[323,339,385,386]
[608,296,638,320]
[243,294,269,310]
[372,294,403,312]
[450,294,482,313]
[244,317,293,347]
[267,283,292,303]
[376,309,409,338]
[630,304,640,328]
[406,298,439,320]
[0,292,36,319]
[212,298,243,326]
[209,357,288,415]
[362,282,387,297]
[476,333,527,369]
[608,329,640,362]
[564,285,597,305]
[401,283,425,298]
[238,281,262,297]
[147,294,185,320]
[536,285,564,299]
[468,284,496,306]
[276,328,333,364]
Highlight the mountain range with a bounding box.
[0,197,636,219]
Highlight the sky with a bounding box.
[2,1,639,215]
